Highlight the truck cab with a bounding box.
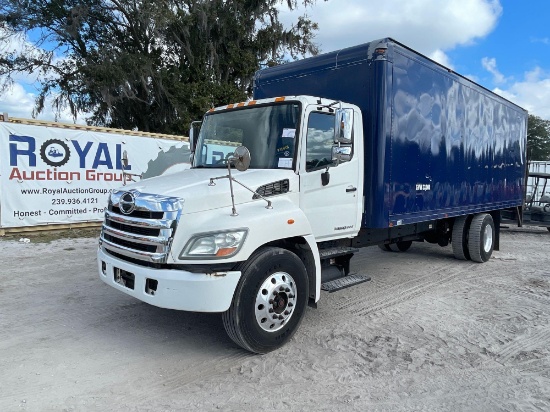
[98,96,363,353]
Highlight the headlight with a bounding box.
[180,229,248,258]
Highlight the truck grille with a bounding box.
[253,179,289,199]
[100,189,182,264]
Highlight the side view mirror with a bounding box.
[189,121,202,153]
[121,150,129,169]
[120,150,142,185]
[334,108,353,144]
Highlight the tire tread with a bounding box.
[452,216,470,260]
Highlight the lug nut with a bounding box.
[273,314,278,319]
[273,291,278,295]
[288,302,293,307]
[289,294,294,299]
[269,299,274,304]
[269,308,274,313]
[284,310,289,315]
[285,288,290,292]
[279,286,285,291]
[278,315,284,320]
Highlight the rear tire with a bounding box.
[396,240,412,252]
[468,214,495,263]
[222,247,308,354]
[452,216,471,260]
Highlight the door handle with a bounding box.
[346,187,357,192]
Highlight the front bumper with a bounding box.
[97,248,241,312]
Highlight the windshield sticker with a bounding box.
[278,158,293,168]
[282,128,296,138]
[277,145,290,154]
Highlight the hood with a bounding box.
[120,168,297,214]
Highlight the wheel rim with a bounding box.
[482,223,493,252]
[255,272,297,332]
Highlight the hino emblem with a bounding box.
[119,192,136,215]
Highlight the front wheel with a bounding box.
[222,247,309,353]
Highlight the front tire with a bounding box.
[468,214,495,263]
[222,247,309,354]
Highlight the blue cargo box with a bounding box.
[254,38,527,229]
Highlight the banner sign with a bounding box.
[0,122,190,228]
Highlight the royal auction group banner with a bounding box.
[0,121,190,228]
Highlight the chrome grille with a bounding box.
[100,189,182,264]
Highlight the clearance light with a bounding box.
[287,219,295,225]
[274,97,286,102]
[248,100,257,105]
[237,102,245,107]
[227,104,234,109]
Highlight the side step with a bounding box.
[319,246,359,260]
[321,274,371,293]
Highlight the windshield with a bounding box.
[194,102,301,169]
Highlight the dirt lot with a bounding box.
[1,226,550,411]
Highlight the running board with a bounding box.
[321,274,371,293]
[319,247,359,260]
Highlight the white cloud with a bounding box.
[428,49,454,69]
[281,0,502,56]
[279,0,550,121]
[0,82,86,124]
[0,82,36,119]
[0,28,47,85]
[481,57,506,84]
[493,67,550,120]
[0,27,86,124]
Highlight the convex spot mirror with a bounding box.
[231,146,251,172]
[334,108,353,144]
[332,145,352,164]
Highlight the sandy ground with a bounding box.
[1,226,550,411]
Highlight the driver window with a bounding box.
[306,112,335,171]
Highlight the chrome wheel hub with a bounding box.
[483,224,493,252]
[255,272,297,332]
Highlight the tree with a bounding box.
[527,114,550,161]
[0,0,321,134]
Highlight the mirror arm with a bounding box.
[230,178,273,210]
[121,164,143,186]
[208,147,272,215]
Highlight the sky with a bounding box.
[1,0,550,123]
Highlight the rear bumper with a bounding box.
[97,248,241,312]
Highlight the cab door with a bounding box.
[299,108,363,240]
